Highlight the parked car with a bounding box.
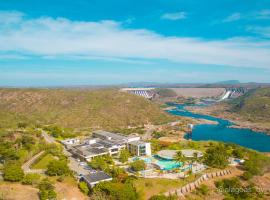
[84,166,92,170]
[79,162,87,166]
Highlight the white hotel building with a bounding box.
[63,130,151,161]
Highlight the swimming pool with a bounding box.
[138,155,183,170]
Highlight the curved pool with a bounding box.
[141,155,182,170]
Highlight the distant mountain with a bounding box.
[214,80,240,84]
[0,88,176,129]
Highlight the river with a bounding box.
[166,103,270,152]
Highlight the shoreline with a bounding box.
[185,105,270,135]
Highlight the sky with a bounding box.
[0,0,270,86]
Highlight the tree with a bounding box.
[46,160,70,176]
[232,148,245,159]
[39,179,57,200]
[3,163,24,182]
[190,152,200,174]
[109,166,126,179]
[21,135,35,150]
[174,151,186,166]
[203,144,229,169]
[22,173,41,185]
[94,181,139,200]
[89,156,109,171]
[0,141,19,161]
[78,181,89,195]
[129,160,145,172]
[119,149,130,163]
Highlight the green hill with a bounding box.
[0,88,176,129]
[230,87,270,123]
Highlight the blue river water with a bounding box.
[166,103,270,152]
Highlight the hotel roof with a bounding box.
[83,171,112,184]
[93,130,127,141]
[128,140,148,146]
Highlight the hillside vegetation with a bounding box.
[230,87,270,123]
[0,88,176,129]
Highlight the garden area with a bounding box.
[32,154,56,169]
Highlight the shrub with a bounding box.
[203,144,229,169]
[119,149,130,163]
[149,194,177,200]
[195,184,209,196]
[129,160,145,172]
[39,179,57,200]
[22,173,41,185]
[215,177,261,199]
[78,181,89,195]
[94,181,138,200]
[57,175,65,182]
[46,160,70,176]
[243,152,270,178]
[89,155,113,171]
[3,163,24,182]
[242,171,253,180]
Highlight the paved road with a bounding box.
[68,157,89,176]
[41,130,55,143]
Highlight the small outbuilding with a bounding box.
[81,171,112,188]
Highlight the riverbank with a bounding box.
[193,118,218,125]
[185,104,270,135]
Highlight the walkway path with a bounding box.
[164,169,235,197]
[22,151,45,174]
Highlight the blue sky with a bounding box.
[0,0,270,86]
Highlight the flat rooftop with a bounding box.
[83,171,112,184]
[157,149,203,160]
[73,144,108,157]
[129,140,148,146]
[93,130,127,141]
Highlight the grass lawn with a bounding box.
[134,176,196,200]
[32,153,55,169]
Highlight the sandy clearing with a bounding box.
[55,182,89,200]
[0,183,39,200]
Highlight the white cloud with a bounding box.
[222,13,241,22]
[0,10,24,24]
[0,11,270,69]
[247,26,270,38]
[161,12,187,20]
[255,9,270,19]
[222,10,270,23]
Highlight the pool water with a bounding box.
[140,155,182,170]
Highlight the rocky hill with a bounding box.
[230,87,270,123]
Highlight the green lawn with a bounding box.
[134,176,196,200]
[32,154,55,169]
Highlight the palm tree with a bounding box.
[174,151,186,165]
[174,151,186,176]
[191,152,199,176]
